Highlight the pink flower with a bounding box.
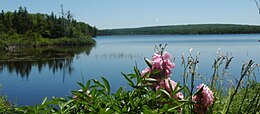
[192,83,214,113]
[152,53,163,70]
[142,51,182,99]
[153,78,184,100]
[151,51,175,78]
[141,67,151,76]
[162,51,171,60]
[162,59,175,77]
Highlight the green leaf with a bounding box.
[92,79,105,89]
[115,87,123,98]
[122,72,134,87]
[63,106,72,113]
[222,88,233,113]
[101,77,111,94]
[178,99,190,103]
[152,69,161,75]
[85,80,91,89]
[160,89,171,98]
[41,97,48,105]
[168,103,185,112]
[142,71,150,78]
[127,74,137,79]
[182,85,191,96]
[89,85,98,89]
[138,72,150,86]
[194,85,204,96]
[168,80,174,92]
[170,82,181,98]
[77,82,85,89]
[144,57,152,68]
[98,89,108,96]
[144,78,158,82]
[61,100,74,110]
[134,66,141,78]
[129,93,135,109]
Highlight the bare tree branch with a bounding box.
[253,0,260,14]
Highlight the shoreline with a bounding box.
[96,33,260,37]
[97,24,260,36]
[0,37,96,51]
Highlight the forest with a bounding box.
[98,24,260,35]
[0,7,97,50]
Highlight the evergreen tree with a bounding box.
[0,6,97,38]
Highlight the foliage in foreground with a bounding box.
[0,96,13,113]
[1,45,260,113]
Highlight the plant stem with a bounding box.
[225,60,253,113]
[237,82,249,113]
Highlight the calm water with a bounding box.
[0,34,260,106]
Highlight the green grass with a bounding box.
[212,83,260,113]
[6,77,258,113]
[0,33,96,51]
[0,85,13,113]
[35,36,96,46]
[0,96,12,113]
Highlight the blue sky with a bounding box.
[1,0,260,29]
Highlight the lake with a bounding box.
[0,34,260,106]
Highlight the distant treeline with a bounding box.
[98,24,260,35]
[0,6,97,38]
[0,7,97,50]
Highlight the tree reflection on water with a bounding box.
[0,46,94,79]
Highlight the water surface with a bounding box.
[0,34,260,106]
